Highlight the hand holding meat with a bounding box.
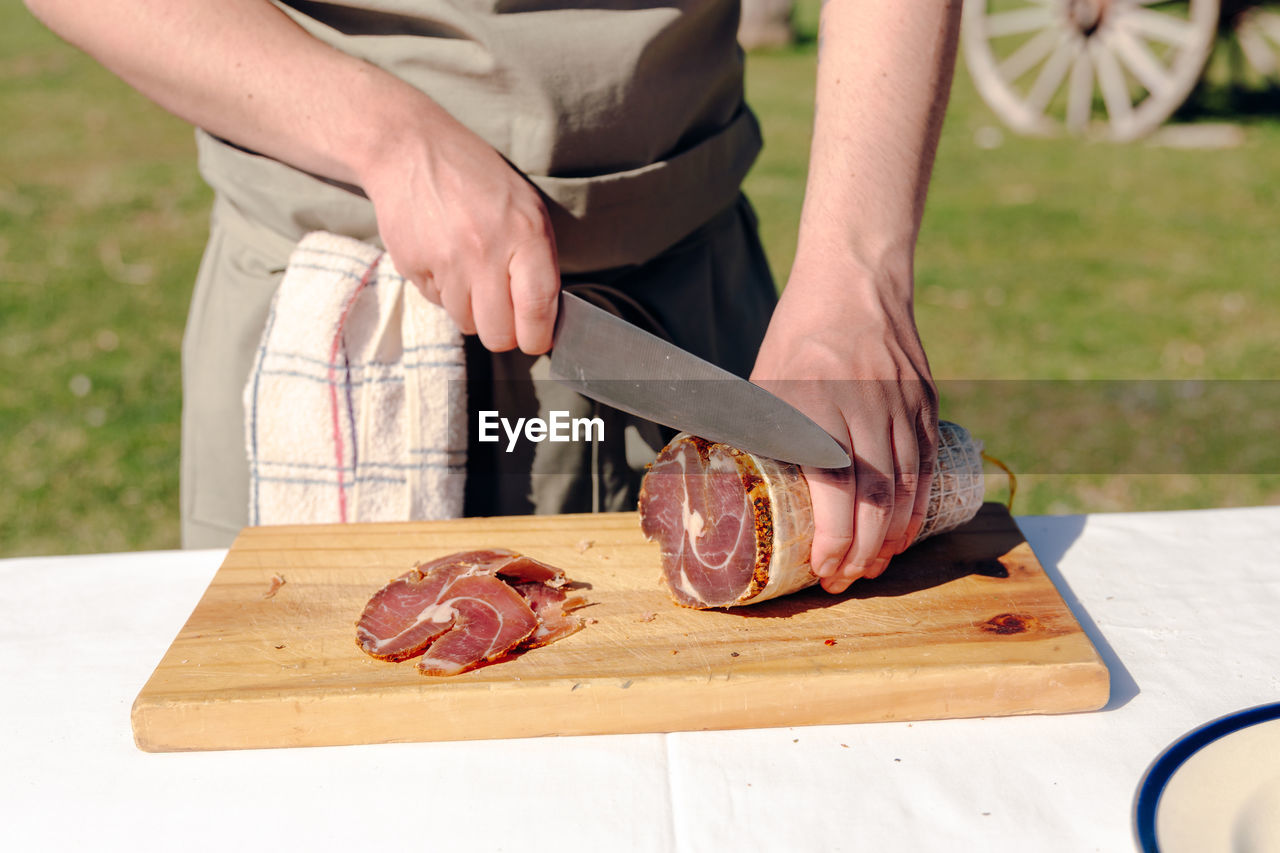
[639,423,982,609]
[746,0,963,593]
[751,262,938,594]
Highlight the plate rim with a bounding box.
[1133,701,1280,852]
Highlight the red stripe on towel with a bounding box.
[327,253,384,523]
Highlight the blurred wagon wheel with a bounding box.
[1227,1,1280,80]
[963,0,1221,141]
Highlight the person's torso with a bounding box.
[202,0,762,272]
[280,0,747,176]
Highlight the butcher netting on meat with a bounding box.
[914,421,985,542]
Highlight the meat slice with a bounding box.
[355,561,470,662]
[355,549,582,675]
[511,581,588,648]
[486,550,567,585]
[413,573,541,676]
[638,421,986,609]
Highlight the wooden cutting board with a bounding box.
[132,504,1109,751]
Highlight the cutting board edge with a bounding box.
[130,655,1111,752]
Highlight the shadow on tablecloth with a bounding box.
[1016,513,1139,713]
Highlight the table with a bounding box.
[3,506,1278,852]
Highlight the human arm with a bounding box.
[22,0,559,353]
[749,0,962,593]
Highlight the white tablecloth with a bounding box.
[3,507,1278,852]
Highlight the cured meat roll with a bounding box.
[638,421,985,609]
[356,549,584,676]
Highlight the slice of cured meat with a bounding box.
[411,573,541,677]
[355,549,583,675]
[638,421,985,609]
[509,581,588,648]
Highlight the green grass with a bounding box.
[2,2,1277,556]
[743,2,1280,516]
[1,8,209,554]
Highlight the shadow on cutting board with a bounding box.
[735,506,1033,620]
[734,508,1138,713]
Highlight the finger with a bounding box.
[821,574,856,595]
[872,416,922,568]
[436,273,477,337]
[839,425,895,581]
[805,464,855,586]
[470,267,518,352]
[508,236,560,355]
[414,273,443,307]
[903,412,939,549]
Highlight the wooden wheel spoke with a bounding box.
[1024,34,1079,117]
[1236,19,1278,75]
[984,6,1054,38]
[1091,37,1136,130]
[1121,7,1195,47]
[1065,49,1095,132]
[1256,11,1280,44]
[999,27,1061,81]
[1108,26,1175,96]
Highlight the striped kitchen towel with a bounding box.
[243,231,466,526]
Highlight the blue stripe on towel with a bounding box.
[256,364,461,387]
[261,345,461,371]
[258,457,465,473]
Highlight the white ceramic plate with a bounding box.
[1135,703,1280,852]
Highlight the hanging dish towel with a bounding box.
[243,231,466,525]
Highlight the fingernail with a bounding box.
[815,558,838,578]
[866,558,889,579]
[824,578,851,594]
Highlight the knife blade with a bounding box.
[547,290,851,469]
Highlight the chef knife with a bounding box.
[548,290,851,469]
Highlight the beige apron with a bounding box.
[181,0,775,547]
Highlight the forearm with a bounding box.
[23,0,443,188]
[752,1,961,589]
[797,0,962,298]
[26,0,561,352]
